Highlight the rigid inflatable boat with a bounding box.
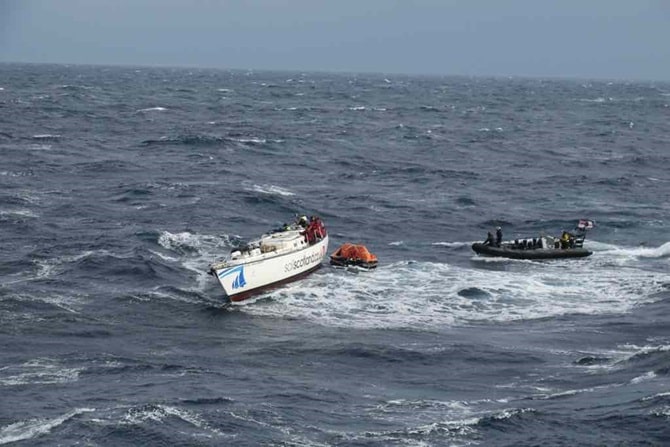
[472,219,594,260]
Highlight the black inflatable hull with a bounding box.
[330,257,378,269]
[472,243,592,260]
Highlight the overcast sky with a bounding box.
[1,0,669,80]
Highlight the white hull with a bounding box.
[211,231,328,303]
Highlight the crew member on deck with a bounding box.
[484,231,495,246]
[304,216,320,243]
[495,227,503,247]
[560,230,571,249]
[307,216,325,241]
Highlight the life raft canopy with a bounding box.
[330,243,378,269]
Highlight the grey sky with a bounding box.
[1,0,669,80]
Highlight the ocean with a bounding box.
[1,62,669,446]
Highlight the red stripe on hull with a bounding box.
[227,263,323,303]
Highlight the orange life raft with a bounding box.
[329,243,378,269]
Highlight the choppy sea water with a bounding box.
[1,63,670,446]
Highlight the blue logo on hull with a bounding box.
[218,265,247,290]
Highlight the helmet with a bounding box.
[496,226,501,230]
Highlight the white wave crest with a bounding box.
[574,342,670,375]
[249,183,295,196]
[135,107,166,113]
[359,398,480,441]
[652,407,670,417]
[594,241,670,262]
[0,209,39,219]
[28,144,52,150]
[158,231,231,253]
[628,242,670,259]
[631,371,657,384]
[231,137,267,144]
[362,398,533,442]
[0,408,93,445]
[619,343,670,359]
[578,97,609,103]
[3,292,83,314]
[122,404,224,436]
[491,407,534,420]
[0,358,82,386]
[642,391,670,401]
[33,250,100,279]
